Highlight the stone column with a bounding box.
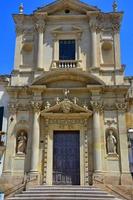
[116,102,132,184]
[36,20,45,69]
[91,101,103,173]
[90,22,97,68]
[30,102,41,173]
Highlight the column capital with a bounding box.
[8,102,18,114]
[35,15,46,33]
[89,21,97,32]
[91,101,104,113]
[31,101,42,112]
[35,23,45,33]
[115,102,128,112]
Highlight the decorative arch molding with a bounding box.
[32,70,105,86]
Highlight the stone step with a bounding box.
[7,186,122,200]
[23,190,108,194]
[15,193,114,197]
[8,198,118,200]
[28,186,102,191]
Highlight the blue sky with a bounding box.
[0,0,133,76]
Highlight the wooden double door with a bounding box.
[53,131,80,185]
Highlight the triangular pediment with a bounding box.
[34,0,100,15]
[40,98,92,115]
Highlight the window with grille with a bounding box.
[59,40,75,60]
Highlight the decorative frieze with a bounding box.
[45,119,88,129]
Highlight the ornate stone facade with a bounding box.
[1,0,133,186]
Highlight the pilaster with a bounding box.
[89,20,98,68]
[116,102,132,184]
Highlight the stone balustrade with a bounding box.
[51,60,81,69]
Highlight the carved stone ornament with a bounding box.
[35,23,45,33]
[8,103,18,114]
[104,119,117,127]
[35,14,46,33]
[41,98,92,115]
[46,119,88,129]
[90,101,103,112]
[31,101,42,112]
[96,13,122,33]
[115,102,128,112]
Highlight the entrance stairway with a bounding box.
[7,185,122,200]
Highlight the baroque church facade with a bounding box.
[1,0,133,186]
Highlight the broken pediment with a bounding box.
[34,0,100,16]
[40,98,92,116]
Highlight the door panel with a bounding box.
[53,131,80,185]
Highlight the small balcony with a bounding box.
[51,60,81,69]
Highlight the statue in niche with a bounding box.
[106,129,117,155]
[16,131,27,155]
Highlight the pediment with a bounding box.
[34,0,100,15]
[40,98,92,116]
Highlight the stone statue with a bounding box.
[56,97,60,104]
[64,89,70,99]
[16,131,27,154]
[106,129,117,154]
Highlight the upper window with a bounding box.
[0,107,4,131]
[59,40,75,60]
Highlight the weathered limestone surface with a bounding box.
[0,0,133,187]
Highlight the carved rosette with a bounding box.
[31,101,42,112]
[115,102,128,112]
[91,101,104,113]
